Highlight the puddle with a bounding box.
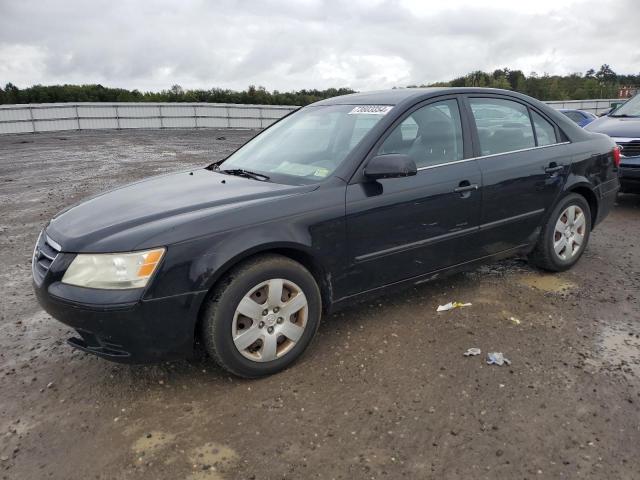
[599,327,640,377]
[187,470,224,480]
[517,274,576,293]
[189,442,237,466]
[132,431,176,455]
[187,443,237,480]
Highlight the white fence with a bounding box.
[0,102,298,134]
[0,98,624,135]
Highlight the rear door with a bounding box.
[343,96,483,296]
[465,95,572,254]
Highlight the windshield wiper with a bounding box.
[609,113,638,118]
[219,168,270,181]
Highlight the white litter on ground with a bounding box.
[486,352,512,366]
[463,348,482,357]
[437,301,472,312]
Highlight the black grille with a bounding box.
[32,232,60,285]
[618,140,640,158]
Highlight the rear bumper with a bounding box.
[594,177,619,227]
[34,280,207,364]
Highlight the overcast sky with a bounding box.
[1,0,638,92]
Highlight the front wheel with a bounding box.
[528,193,592,272]
[201,254,321,378]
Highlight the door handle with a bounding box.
[545,164,565,174]
[453,183,479,193]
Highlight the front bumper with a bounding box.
[619,156,640,192]
[33,242,207,364]
[35,284,206,363]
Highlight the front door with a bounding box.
[343,97,483,296]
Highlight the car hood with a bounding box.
[585,115,640,138]
[47,169,316,252]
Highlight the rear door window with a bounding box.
[469,98,535,156]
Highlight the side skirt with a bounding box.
[328,243,530,314]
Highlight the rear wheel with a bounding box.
[528,193,591,272]
[201,254,321,378]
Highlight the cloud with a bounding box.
[0,0,637,92]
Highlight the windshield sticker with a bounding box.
[348,105,393,115]
[272,162,333,178]
[273,162,318,177]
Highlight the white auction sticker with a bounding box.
[348,105,393,115]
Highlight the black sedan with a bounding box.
[33,88,620,377]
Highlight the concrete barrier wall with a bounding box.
[0,102,298,134]
[544,98,621,115]
[0,98,623,134]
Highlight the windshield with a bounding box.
[219,104,392,182]
[611,95,640,117]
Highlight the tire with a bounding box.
[201,254,322,378]
[528,193,592,272]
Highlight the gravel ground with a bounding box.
[0,129,639,480]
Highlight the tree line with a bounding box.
[0,83,355,106]
[1,65,638,105]
[424,65,638,100]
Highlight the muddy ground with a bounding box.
[0,129,639,480]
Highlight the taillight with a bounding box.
[612,145,621,167]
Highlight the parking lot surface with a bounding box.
[1,129,639,479]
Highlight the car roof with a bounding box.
[312,87,591,144]
[312,88,443,106]
[311,87,539,106]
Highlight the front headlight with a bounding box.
[61,248,165,289]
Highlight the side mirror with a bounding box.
[364,154,417,180]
